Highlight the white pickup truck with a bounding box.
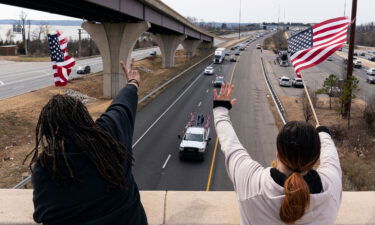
[178,113,211,161]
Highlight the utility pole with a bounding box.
[344,0,358,126]
[78,28,82,58]
[238,0,241,39]
[344,0,347,16]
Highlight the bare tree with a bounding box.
[18,11,28,55]
[5,28,14,43]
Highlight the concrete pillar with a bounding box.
[82,21,151,98]
[152,34,186,68]
[199,41,214,52]
[181,39,202,58]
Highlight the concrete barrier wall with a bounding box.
[0,190,374,225]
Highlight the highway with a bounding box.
[0,47,164,99]
[131,33,278,191]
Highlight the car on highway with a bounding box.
[230,55,237,62]
[256,44,261,49]
[360,52,366,56]
[292,77,304,88]
[354,52,358,56]
[150,51,157,56]
[279,76,292,87]
[338,48,343,51]
[230,47,236,50]
[204,66,214,75]
[235,51,240,56]
[327,56,333,61]
[367,68,375,75]
[178,113,211,161]
[77,65,91,74]
[367,75,375,84]
[213,76,225,87]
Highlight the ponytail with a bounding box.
[280,172,310,224]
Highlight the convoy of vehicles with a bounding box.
[214,47,226,64]
[178,113,211,160]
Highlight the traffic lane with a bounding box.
[132,70,220,190]
[227,39,278,168]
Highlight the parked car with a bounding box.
[326,86,341,97]
[204,66,214,75]
[229,55,237,62]
[213,76,225,87]
[279,76,292,87]
[367,68,375,75]
[367,75,375,84]
[77,65,91,74]
[292,77,304,88]
[368,56,375,62]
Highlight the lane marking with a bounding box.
[206,137,219,191]
[162,154,172,169]
[198,101,202,107]
[0,80,4,85]
[132,68,204,148]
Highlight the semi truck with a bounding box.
[277,50,289,67]
[214,47,226,64]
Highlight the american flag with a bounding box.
[47,31,75,86]
[288,17,350,77]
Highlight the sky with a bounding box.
[0,0,373,24]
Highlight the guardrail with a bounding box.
[260,57,288,125]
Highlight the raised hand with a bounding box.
[120,58,141,88]
[213,83,237,105]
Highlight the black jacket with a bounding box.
[32,84,147,225]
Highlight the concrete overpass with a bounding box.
[0,0,215,98]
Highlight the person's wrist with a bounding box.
[128,79,139,89]
[213,100,232,110]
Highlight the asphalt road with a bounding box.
[0,47,162,99]
[131,32,279,191]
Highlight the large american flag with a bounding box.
[47,31,75,86]
[288,17,350,77]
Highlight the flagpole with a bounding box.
[300,74,320,126]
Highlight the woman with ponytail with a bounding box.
[213,84,342,225]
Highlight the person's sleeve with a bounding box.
[96,84,138,151]
[316,130,342,205]
[213,106,264,199]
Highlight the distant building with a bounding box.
[0,45,18,55]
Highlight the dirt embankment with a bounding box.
[0,50,211,188]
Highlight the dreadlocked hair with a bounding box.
[24,94,133,190]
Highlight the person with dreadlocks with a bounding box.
[26,59,147,225]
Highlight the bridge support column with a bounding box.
[181,39,202,58]
[199,41,214,52]
[82,21,150,98]
[152,34,186,68]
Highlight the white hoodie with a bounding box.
[213,107,342,225]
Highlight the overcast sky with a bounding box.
[0,0,373,24]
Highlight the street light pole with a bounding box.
[238,0,241,39]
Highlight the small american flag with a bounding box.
[288,17,350,77]
[47,31,75,86]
